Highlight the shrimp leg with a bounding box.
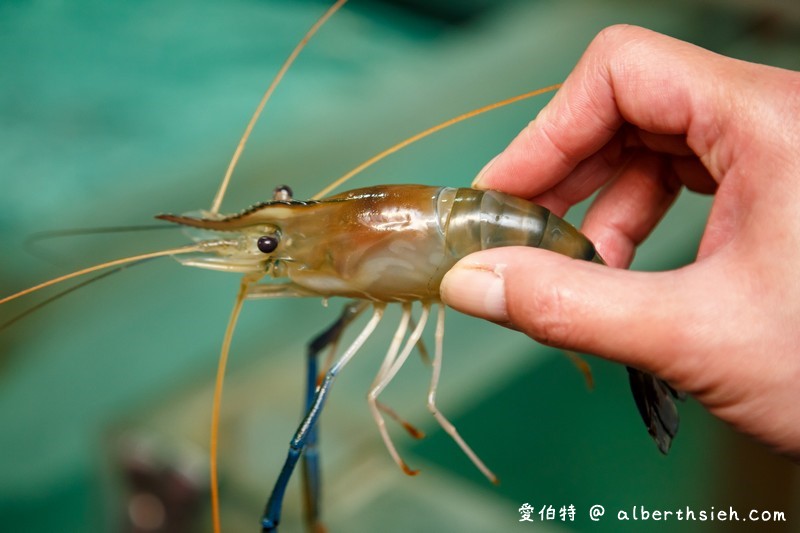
[427,303,497,484]
[367,303,427,476]
[301,300,368,531]
[246,282,321,300]
[261,304,385,532]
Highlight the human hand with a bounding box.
[440,25,800,458]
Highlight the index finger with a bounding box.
[473,25,726,199]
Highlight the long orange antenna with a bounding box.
[210,276,255,533]
[312,83,561,200]
[0,245,203,306]
[208,2,349,530]
[210,0,349,215]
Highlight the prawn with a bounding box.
[0,1,682,532]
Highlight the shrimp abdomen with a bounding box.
[444,188,601,263]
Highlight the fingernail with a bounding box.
[440,262,508,322]
[472,154,499,188]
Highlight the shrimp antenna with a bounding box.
[210,276,255,533]
[26,224,176,245]
[0,245,203,306]
[313,83,562,200]
[0,260,153,333]
[25,224,178,266]
[210,0,349,215]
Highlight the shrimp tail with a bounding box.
[627,367,682,454]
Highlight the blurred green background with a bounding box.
[1,0,799,531]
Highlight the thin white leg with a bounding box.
[368,303,430,475]
[427,302,498,484]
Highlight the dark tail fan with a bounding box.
[626,367,683,454]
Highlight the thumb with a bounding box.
[440,246,698,378]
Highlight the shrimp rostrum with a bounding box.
[156,183,681,531]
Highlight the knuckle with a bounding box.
[589,25,655,73]
[533,117,574,171]
[514,273,580,349]
[593,24,642,48]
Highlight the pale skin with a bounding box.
[440,25,800,459]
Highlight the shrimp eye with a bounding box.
[272,185,293,202]
[257,235,279,254]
